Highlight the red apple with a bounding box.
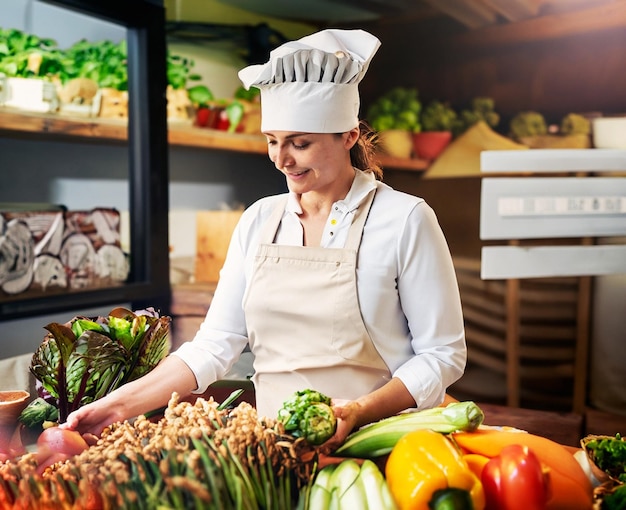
[36,426,89,472]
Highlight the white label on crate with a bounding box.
[481,177,626,239]
[498,196,626,216]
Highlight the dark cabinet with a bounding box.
[0,0,170,320]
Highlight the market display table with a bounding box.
[477,403,582,447]
[1,351,617,450]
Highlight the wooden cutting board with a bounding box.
[195,210,243,283]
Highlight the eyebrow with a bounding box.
[263,132,308,139]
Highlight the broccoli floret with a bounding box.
[18,397,59,429]
[510,111,548,139]
[277,389,337,445]
[560,113,591,135]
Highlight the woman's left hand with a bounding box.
[319,380,418,454]
[318,399,361,454]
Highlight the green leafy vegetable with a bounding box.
[457,97,500,135]
[367,87,422,132]
[24,307,171,426]
[167,51,200,90]
[187,84,214,106]
[225,100,245,133]
[18,397,59,429]
[234,85,260,102]
[602,484,626,510]
[61,38,128,89]
[0,27,200,90]
[585,434,626,483]
[421,100,458,132]
[0,27,65,79]
[277,389,337,445]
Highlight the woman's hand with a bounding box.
[59,393,128,437]
[319,379,419,455]
[61,356,199,437]
[317,399,361,454]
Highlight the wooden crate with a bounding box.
[194,211,243,283]
[452,256,584,412]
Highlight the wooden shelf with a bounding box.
[0,108,429,173]
[0,108,129,141]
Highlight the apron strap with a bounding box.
[259,195,289,244]
[344,186,376,251]
[258,183,377,248]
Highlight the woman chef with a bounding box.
[63,29,467,450]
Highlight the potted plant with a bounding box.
[457,97,500,136]
[510,111,592,148]
[413,100,457,161]
[367,87,421,158]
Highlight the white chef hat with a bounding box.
[238,29,381,133]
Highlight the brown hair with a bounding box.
[348,121,383,180]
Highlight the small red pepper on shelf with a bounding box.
[481,443,551,510]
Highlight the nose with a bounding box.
[271,145,294,169]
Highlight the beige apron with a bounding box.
[243,188,391,419]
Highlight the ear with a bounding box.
[344,127,360,150]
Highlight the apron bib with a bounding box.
[243,188,391,419]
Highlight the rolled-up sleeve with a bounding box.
[391,202,466,408]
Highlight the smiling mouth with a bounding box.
[288,169,309,176]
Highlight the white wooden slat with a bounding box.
[480,177,626,240]
[481,245,626,279]
[480,149,626,173]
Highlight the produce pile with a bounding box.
[0,322,608,510]
[0,27,196,92]
[2,388,603,509]
[1,393,317,509]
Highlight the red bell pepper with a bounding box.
[482,443,551,510]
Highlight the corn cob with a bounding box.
[333,401,484,459]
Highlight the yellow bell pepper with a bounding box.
[385,429,485,510]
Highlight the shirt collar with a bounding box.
[286,169,377,214]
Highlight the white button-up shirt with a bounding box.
[174,170,466,409]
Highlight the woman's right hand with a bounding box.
[60,392,129,437]
[60,356,199,437]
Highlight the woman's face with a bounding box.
[264,129,358,195]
